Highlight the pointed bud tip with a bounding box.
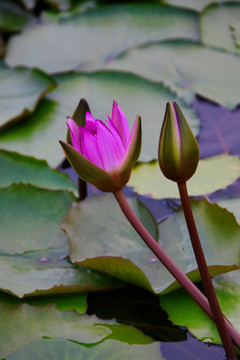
[158,102,199,182]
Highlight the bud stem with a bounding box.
[113,189,240,353]
[177,181,237,359]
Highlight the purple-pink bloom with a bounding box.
[60,101,141,192]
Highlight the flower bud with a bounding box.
[158,101,199,182]
[60,101,142,192]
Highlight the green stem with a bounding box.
[114,189,240,353]
[78,178,87,201]
[177,181,236,359]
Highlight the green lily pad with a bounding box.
[129,155,240,199]
[0,150,77,193]
[62,194,239,294]
[160,270,240,345]
[200,3,240,55]
[61,193,159,291]
[0,185,123,297]
[5,4,198,73]
[104,40,240,108]
[0,303,113,359]
[5,339,163,360]
[0,184,75,254]
[0,291,87,313]
[0,1,33,32]
[0,62,56,129]
[159,198,240,282]
[216,196,240,225]
[0,72,198,167]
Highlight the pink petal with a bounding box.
[111,101,130,146]
[84,112,97,134]
[96,120,124,172]
[80,128,103,168]
[106,116,125,150]
[66,117,81,152]
[118,115,141,174]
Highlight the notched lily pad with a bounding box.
[0,62,56,129]
[104,40,240,108]
[5,4,198,73]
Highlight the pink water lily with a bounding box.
[60,101,141,192]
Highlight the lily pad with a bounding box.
[0,291,87,313]
[160,270,240,345]
[0,1,33,32]
[213,196,240,226]
[0,184,75,254]
[0,303,112,359]
[5,4,198,73]
[129,155,240,199]
[0,71,198,167]
[0,62,56,129]
[104,40,240,108]
[5,338,163,360]
[0,185,123,297]
[62,194,239,294]
[200,2,240,55]
[61,193,159,291]
[0,150,77,193]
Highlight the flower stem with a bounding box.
[78,178,87,201]
[177,181,237,359]
[113,189,240,353]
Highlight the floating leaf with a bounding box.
[200,3,240,55]
[0,291,87,313]
[0,150,77,193]
[62,194,239,294]
[213,196,240,226]
[5,4,198,73]
[0,72,198,167]
[0,62,56,129]
[195,98,240,158]
[159,199,240,281]
[160,270,240,345]
[61,193,159,291]
[129,155,240,199]
[0,1,33,32]
[0,185,123,297]
[104,40,240,108]
[5,339,163,360]
[0,303,112,359]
